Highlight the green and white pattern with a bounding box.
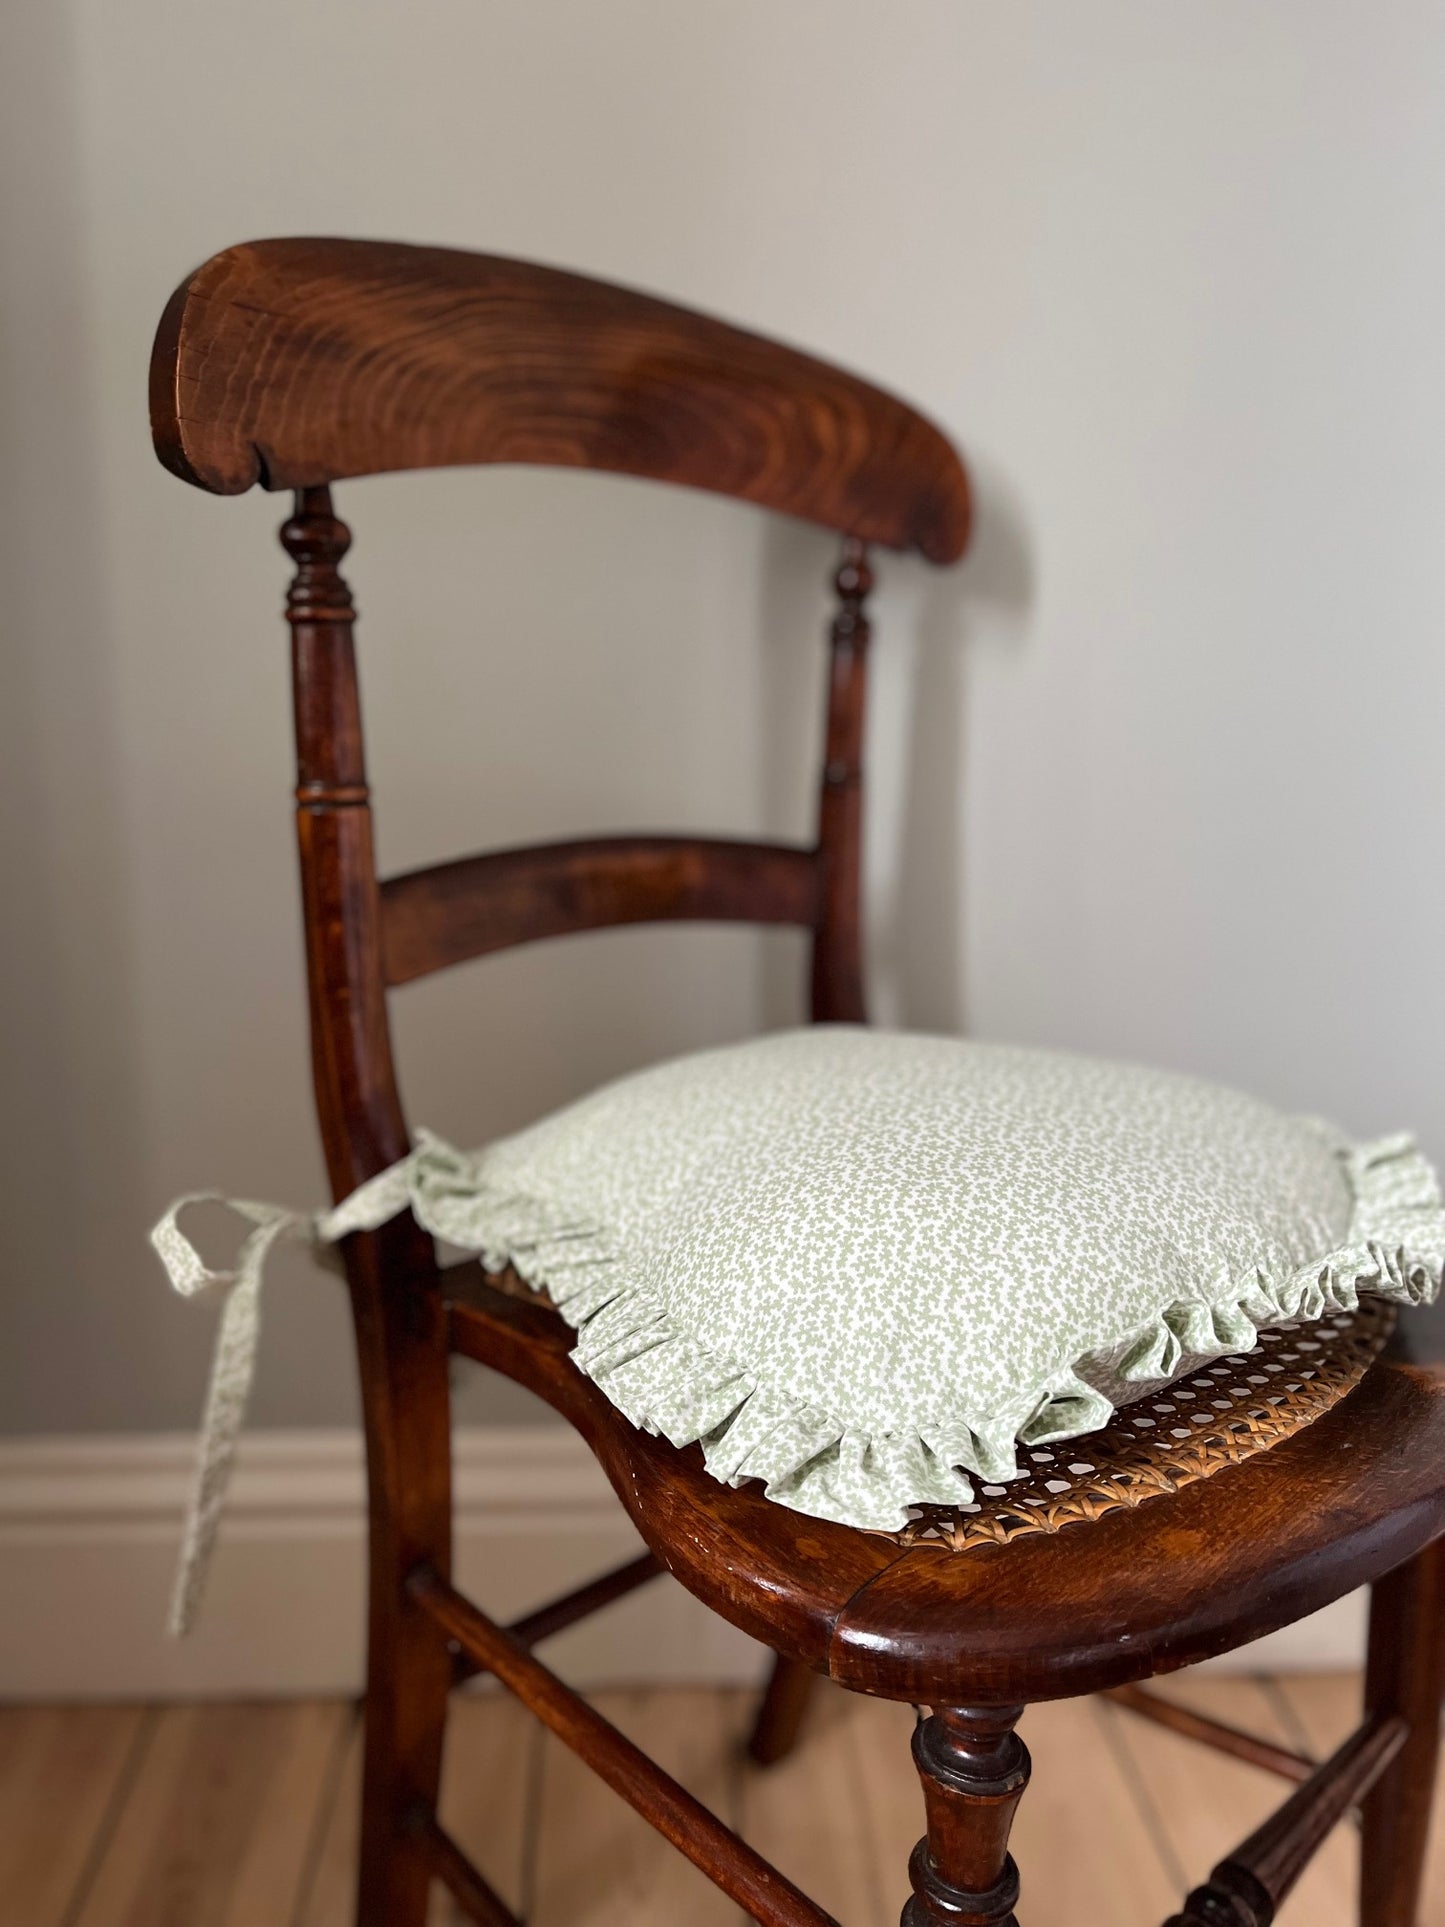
[153,1026,1445,1631]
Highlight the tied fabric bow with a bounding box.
[148,1145,442,1634]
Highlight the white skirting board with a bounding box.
[0,1427,1365,1700]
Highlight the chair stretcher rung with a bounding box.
[411,1808,519,1926]
[1106,1684,1315,1784]
[409,1566,840,1927]
[508,1548,664,1646]
[1162,1710,1407,1925]
[450,1550,665,1684]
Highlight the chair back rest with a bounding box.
[153,237,969,560]
[150,238,972,1202]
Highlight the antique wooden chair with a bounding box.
[150,238,1445,1927]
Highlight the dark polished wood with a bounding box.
[152,238,970,561]
[381,835,818,986]
[903,1707,1029,1926]
[810,539,873,1024]
[450,1550,664,1686]
[447,1269,1445,1708]
[1163,1712,1408,1927]
[284,489,456,1927]
[409,1809,519,1927]
[507,1549,664,1651]
[747,1649,823,1768]
[443,1265,898,1677]
[1360,1538,1445,1926]
[1106,1686,1314,1786]
[409,1568,840,1927]
[152,238,1445,1927]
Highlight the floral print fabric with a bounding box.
[352,1026,1445,1531]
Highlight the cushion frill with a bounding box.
[363,1124,1445,1535]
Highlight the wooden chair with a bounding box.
[150,237,1445,1927]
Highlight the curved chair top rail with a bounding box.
[150,237,971,561]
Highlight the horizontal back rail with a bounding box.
[380,834,820,986]
[151,238,970,561]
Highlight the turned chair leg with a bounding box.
[748,1654,818,1765]
[902,1705,1031,1927]
[355,1568,454,1927]
[347,1246,456,1927]
[1361,1537,1445,1927]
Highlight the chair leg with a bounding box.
[346,1231,456,1927]
[355,1573,454,1927]
[1361,1536,1445,1927]
[748,1654,818,1765]
[901,1705,1030,1927]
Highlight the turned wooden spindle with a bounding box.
[280,484,409,1195]
[811,535,874,1025]
[1164,1872,1272,1927]
[1161,1710,1409,1927]
[903,1706,1031,1927]
[282,486,368,813]
[282,486,456,1927]
[282,484,355,618]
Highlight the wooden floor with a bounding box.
[3,1672,1442,1926]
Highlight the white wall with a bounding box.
[4,0,1444,1440]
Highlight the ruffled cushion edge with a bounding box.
[395,1128,1445,1535]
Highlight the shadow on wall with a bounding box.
[755,451,1035,1041]
[758,478,1445,1371]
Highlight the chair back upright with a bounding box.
[150,231,972,1263]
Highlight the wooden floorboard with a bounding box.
[838,1685,1179,1926]
[1015,1697,1181,1923]
[71,1700,348,1927]
[1278,1669,1445,1926]
[1110,1673,1355,1925]
[0,1702,152,1927]
[6,1671,1441,1925]
[297,1695,539,1927]
[433,1693,539,1926]
[531,1685,748,1926]
[290,1707,362,1927]
[740,1684,891,1927]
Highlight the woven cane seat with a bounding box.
[450,1265,1445,1705]
[887,1299,1397,1553]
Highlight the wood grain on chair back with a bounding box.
[150,237,970,560]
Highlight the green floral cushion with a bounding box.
[339,1025,1445,1531]
[154,1024,1445,1631]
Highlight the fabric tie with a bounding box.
[148,1147,429,1634]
